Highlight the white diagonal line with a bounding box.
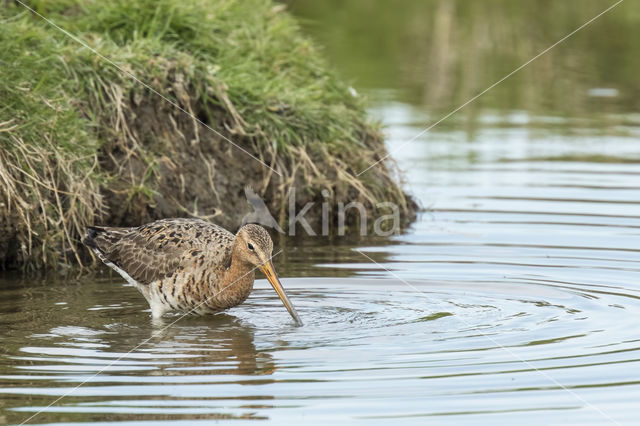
[358,0,624,176]
[18,250,285,425]
[13,0,281,177]
[354,248,620,426]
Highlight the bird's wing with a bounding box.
[84,218,234,285]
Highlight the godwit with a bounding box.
[82,218,302,325]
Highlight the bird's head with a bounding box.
[235,224,274,267]
[235,224,302,326]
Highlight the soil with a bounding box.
[99,96,417,235]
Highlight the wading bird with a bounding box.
[82,218,302,325]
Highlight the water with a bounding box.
[3,1,640,424]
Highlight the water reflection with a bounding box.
[288,0,640,120]
[146,315,275,378]
[3,270,640,424]
[0,276,282,423]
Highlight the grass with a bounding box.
[0,0,414,270]
[0,14,103,270]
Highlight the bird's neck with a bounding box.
[226,250,254,286]
[215,242,255,308]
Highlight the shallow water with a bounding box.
[3,1,640,425]
[3,115,640,425]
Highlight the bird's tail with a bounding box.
[82,226,105,251]
[82,226,130,255]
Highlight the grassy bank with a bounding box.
[0,0,414,270]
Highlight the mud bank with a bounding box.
[0,0,415,270]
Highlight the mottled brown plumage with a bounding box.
[82,218,302,325]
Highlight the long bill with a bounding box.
[260,261,303,326]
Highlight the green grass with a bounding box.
[0,12,103,270]
[30,0,372,155]
[0,0,413,269]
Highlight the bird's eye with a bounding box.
[247,243,254,251]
